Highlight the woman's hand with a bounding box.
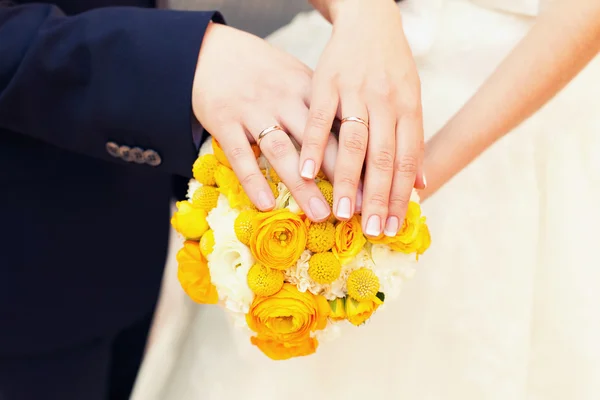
[300,0,426,237]
[192,23,331,222]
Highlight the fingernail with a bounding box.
[355,188,363,212]
[301,160,315,179]
[365,215,381,237]
[258,190,275,210]
[309,196,331,220]
[336,197,352,219]
[422,172,428,188]
[384,216,400,237]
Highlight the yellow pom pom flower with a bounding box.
[234,210,258,246]
[170,201,209,240]
[191,185,219,211]
[306,221,335,253]
[247,263,284,297]
[346,268,380,302]
[192,154,219,186]
[308,252,341,284]
[199,229,215,258]
[316,180,333,208]
[268,168,281,184]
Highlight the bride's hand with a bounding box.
[300,0,426,237]
[192,23,331,222]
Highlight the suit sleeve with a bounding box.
[0,4,224,177]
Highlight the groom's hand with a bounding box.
[191,23,332,222]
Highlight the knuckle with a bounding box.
[397,86,422,117]
[290,178,310,194]
[227,146,248,162]
[395,155,419,177]
[265,137,293,161]
[239,171,263,188]
[389,193,409,211]
[367,192,389,209]
[337,175,359,190]
[372,150,395,172]
[341,131,367,155]
[309,107,333,130]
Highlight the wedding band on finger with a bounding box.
[257,125,287,147]
[340,116,369,130]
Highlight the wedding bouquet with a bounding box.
[170,138,431,360]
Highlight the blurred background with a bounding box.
[160,0,313,38]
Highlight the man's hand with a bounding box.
[191,23,331,222]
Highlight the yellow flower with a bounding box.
[415,223,431,258]
[171,201,209,240]
[214,165,255,210]
[211,139,232,168]
[332,216,366,265]
[369,202,424,254]
[306,221,335,253]
[212,139,260,169]
[308,252,341,284]
[234,210,258,246]
[250,336,318,361]
[192,154,219,186]
[316,180,333,208]
[345,296,383,326]
[263,167,281,185]
[346,267,380,302]
[247,263,284,297]
[191,185,219,211]
[176,241,218,304]
[199,229,215,258]
[246,283,330,359]
[250,210,308,270]
[328,297,346,321]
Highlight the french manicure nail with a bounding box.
[365,215,381,237]
[258,190,275,210]
[384,216,400,237]
[309,196,331,220]
[301,159,316,179]
[336,197,352,219]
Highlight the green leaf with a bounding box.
[376,292,385,302]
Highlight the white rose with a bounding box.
[370,244,417,299]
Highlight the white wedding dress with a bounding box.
[132,1,600,399]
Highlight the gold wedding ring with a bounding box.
[340,116,369,130]
[257,125,286,147]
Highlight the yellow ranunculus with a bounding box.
[214,165,255,210]
[368,201,424,252]
[415,223,431,258]
[328,297,346,321]
[345,296,383,326]
[246,283,329,359]
[250,210,308,270]
[176,241,219,304]
[250,336,318,361]
[171,201,209,240]
[332,216,366,265]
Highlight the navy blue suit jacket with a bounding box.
[0,0,222,355]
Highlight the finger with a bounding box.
[283,100,339,185]
[361,104,396,237]
[386,114,423,237]
[414,136,427,189]
[216,126,275,211]
[332,97,369,221]
[298,81,338,180]
[246,118,331,222]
